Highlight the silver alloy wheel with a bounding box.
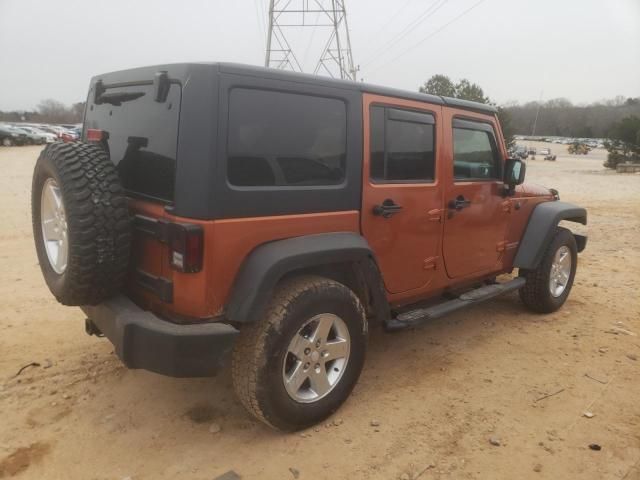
[549,245,571,297]
[282,313,351,403]
[40,178,68,274]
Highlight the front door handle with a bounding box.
[448,195,471,211]
[372,198,403,218]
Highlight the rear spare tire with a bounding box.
[32,142,130,306]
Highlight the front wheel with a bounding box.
[519,227,577,313]
[232,275,368,431]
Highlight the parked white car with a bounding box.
[15,126,56,144]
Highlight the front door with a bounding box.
[361,94,443,294]
[442,113,509,278]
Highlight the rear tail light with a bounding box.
[86,128,106,142]
[168,223,203,273]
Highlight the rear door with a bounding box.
[361,94,444,294]
[441,111,509,278]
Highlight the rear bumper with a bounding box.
[81,296,238,377]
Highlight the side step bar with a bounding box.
[384,277,526,332]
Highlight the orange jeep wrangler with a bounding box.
[32,63,587,431]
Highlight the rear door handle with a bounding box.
[448,195,471,211]
[372,199,403,218]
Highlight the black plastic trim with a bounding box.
[225,232,383,324]
[135,269,173,303]
[513,201,587,269]
[82,296,238,377]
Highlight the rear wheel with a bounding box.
[32,142,131,305]
[519,227,577,313]
[232,275,368,431]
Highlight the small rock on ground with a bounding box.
[583,411,595,418]
[214,471,241,480]
[489,437,501,446]
[533,464,542,473]
[209,423,221,434]
[289,467,300,479]
[370,420,380,427]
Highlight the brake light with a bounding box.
[86,129,105,142]
[168,223,203,273]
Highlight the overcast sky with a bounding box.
[1,0,638,111]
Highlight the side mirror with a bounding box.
[504,157,526,186]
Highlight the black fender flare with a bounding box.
[513,201,587,270]
[225,232,389,324]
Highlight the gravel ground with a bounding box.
[0,144,639,480]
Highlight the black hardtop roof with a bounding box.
[92,62,497,115]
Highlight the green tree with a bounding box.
[603,115,640,169]
[419,74,456,97]
[419,75,514,149]
[454,79,489,103]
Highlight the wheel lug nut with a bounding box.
[304,348,311,355]
[303,362,310,370]
[322,350,328,357]
[314,363,320,372]
[315,340,321,348]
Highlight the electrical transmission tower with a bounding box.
[265,0,357,81]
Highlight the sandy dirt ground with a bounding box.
[1,143,639,480]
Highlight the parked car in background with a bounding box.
[10,125,48,144]
[60,128,80,143]
[0,124,28,146]
[514,145,528,160]
[28,126,58,143]
[539,148,550,155]
[39,125,67,140]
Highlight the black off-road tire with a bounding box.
[519,227,577,313]
[231,275,368,431]
[32,142,130,306]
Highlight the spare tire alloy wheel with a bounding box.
[32,142,131,306]
[40,178,68,274]
[283,313,350,403]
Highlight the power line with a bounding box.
[367,0,488,74]
[372,0,413,38]
[361,0,448,67]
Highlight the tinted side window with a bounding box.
[227,89,346,187]
[370,106,435,182]
[452,126,500,180]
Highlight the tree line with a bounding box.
[0,99,86,124]
[418,74,640,168]
[418,74,640,139]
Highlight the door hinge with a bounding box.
[496,241,508,253]
[423,257,438,270]
[427,208,443,222]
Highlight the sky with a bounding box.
[0,0,638,111]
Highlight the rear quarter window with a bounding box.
[227,89,347,187]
